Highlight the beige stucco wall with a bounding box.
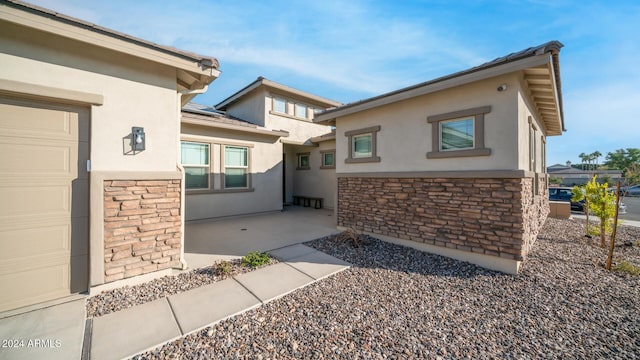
[181,124,283,220]
[516,76,547,173]
[335,74,523,174]
[0,21,181,173]
[224,88,267,127]
[290,141,336,209]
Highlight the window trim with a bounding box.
[272,96,287,114]
[320,149,336,169]
[222,145,250,189]
[181,138,254,194]
[345,125,381,163]
[294,103,308,119]
[181,141,210,190]
[426,106,491,159]
[296,152,310,170]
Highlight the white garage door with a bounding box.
[0,96,89,312]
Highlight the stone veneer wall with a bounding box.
[103,180,182,283]
[337,176,548,262]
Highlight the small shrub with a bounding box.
[613,261,640,276]
[241,252,271,268]
[214,260,232,276]
[337,228,367,248]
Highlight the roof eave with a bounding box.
[314,53,555,125]
[1,1,220,86]
[181,113,289,137]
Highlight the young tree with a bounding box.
[572,175,617,247]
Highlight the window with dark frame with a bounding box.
[345,125,381,163]
[320,150,335,169]
[426,106,491,159]
[297,152,310,170]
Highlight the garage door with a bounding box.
[0,97,89,312]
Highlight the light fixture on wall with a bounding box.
[497,83,508,92]
[131,126,145,154]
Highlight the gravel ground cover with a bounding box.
[135,217,640,359]
[86,257,278,318]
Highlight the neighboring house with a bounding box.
[547,164,622,186]
[314,41,566,274]
[180,77,340,221]
[0,0,219,312]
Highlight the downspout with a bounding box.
[176,85,209,270]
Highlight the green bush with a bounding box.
[214,260,232,276]
[614,261,640,276]
[241,252,271,268]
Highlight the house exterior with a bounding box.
[547,163,622,186]
[314,41,565,274]
[0,0,219,312]
[181,77,340,222]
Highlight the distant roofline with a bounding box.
[1,0,219,71]
[314,41,564,134]
[215,76,342,110]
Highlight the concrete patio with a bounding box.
[184,206,339,269]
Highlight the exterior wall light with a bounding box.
[132,126,145,153]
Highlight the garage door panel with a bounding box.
[0,140,72,176]
[0,184,70,217]
[0,223,69,261]
[0,263,69,313]
[0,101,77,141]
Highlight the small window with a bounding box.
[353,134,372,158]
[295,104,307,119]
[224,146,249,188]
[345,126,381,163]
[297,153,310,170]
[321,150,335,169]
[440,117,474,151]
[181,141,210,190]
[426,106,491,159]
[273,97,286,114]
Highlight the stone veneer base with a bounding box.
[341,227,521,274]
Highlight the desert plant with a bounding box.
[241,252,271,268]
[337,227,367,248]
[214,260,232,276]
[613,261,640,276]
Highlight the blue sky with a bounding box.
[29,0,639,166]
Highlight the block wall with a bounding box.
[103,180,182,282]
[337,176,548,262]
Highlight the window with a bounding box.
[426,106,491,159]
[295,103,307,119]
[181,142,209,190]
[440,118,474,151]
[297,152,310,170]
[321,150,335,169]
[345,126,381,163]
[529,116,537,172]
[273,97,286,114]
[224,146,249,188]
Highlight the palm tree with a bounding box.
[591,151,602,170]
[579,153,587,170]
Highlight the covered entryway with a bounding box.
[0,96,89,312]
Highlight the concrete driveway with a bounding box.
[184,206,340,269]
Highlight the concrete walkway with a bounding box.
[87,244,350,360]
